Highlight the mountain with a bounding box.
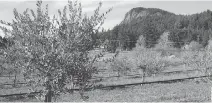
[121,7,175,24]
[99,7,212,52]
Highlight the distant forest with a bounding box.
[97,8,212,52]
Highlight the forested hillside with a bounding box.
[97,7,212,52]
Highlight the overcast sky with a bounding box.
[0,0,212,31]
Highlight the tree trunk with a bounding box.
[79,82,86,101]
[71,75,74,89]
[44,90,52,102]
[117,71,120,80]
[142,71,145,83]
[142,68,145,84]
[13,73,17,87]
[44,75,52,102]
[9,73,11,79]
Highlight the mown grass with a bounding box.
[1,79,211,102]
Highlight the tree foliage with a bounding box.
[0,0,112,101]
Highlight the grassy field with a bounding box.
[0,79,211,102]
[0,49,211,102]
[0,66,208,96]
[1,49,210,83]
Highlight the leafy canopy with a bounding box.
[0,0,112,101]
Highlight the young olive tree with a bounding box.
[0,0,111,102]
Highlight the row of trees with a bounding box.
[0,0,111,102]
[97,8,212,52]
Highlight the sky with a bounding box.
[0,0,211,33]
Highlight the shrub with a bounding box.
[110,56,132,77]
[116,46,166,78]
[155,32,172,50]
[154,32,178,57]
[135,35,146,48]
[205,40,211,51]
[183,41,203,51]
[132,49,165,77]
[181,40,211,76]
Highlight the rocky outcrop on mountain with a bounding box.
[121,7,174,24]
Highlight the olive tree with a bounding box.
[0,0,111,101]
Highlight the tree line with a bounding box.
[96,7,212,52]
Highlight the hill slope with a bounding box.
[98,7,212,52]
